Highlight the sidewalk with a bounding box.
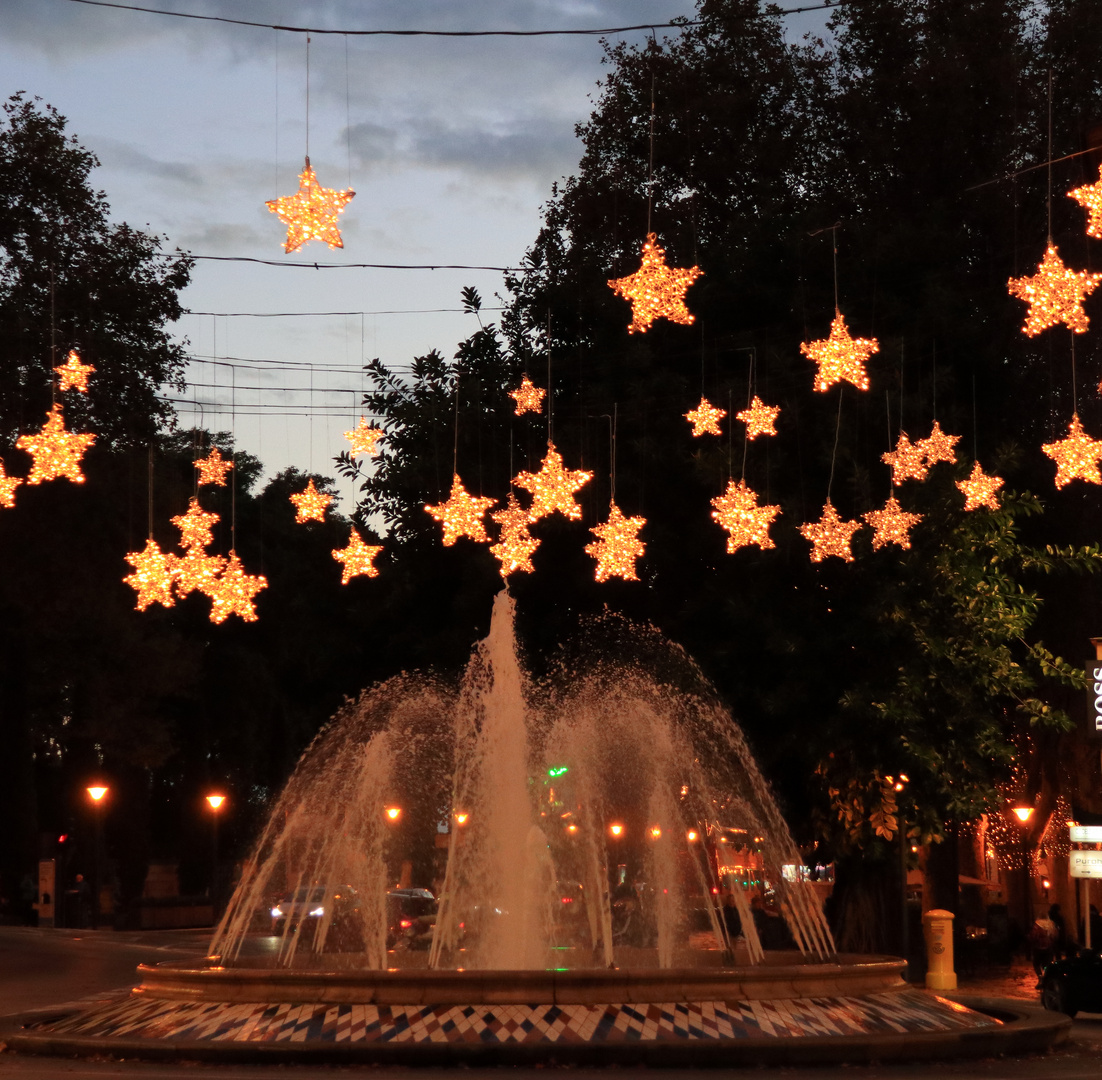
[949,955,1042,1002]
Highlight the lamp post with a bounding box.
[890,774,910,974]
[86,785,108,928]
[205,794,226,914]
[1014,804,1036,929]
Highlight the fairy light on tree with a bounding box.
[331,529,383,583]
[16,403,95,484]
[54,349,94,393]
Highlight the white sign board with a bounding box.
[1069,824,1102,843]
[1070,850,1102,879]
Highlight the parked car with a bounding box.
[270,884,363,950]
[1040,948,1102,1017]
[386,888,437,950]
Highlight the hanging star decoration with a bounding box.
[208,550,267,624]
[122,539,178,611]
[710,479,782,553]
[1007,245,1102,336]
[332,529,383,584]
[863,496,923,551]
[607,233,703,334]
[735,396,780,439]
[956,461,1004,511]
[509,375,546,417]
[490,493,540,577]
[0,460,22,508]
[16,403,96,484]
[171,496,220,550]
[175,549,226,598]
[881,432,929,485]
[290,479,333,523]
[916,420,960,467]
[585,502,646,582]
[799,500,862,563]
[513,443,593,522]
[266,156,355,253]
[54,349,95,393]
[344,418,384,457]
[1069,166,1102,239]
[684,396,726,437]
[1041,413,1102,487]
[194,446,235,487]
[800,313,878,392]
[425,474,496,545]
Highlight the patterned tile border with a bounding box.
[35,989,997,1046]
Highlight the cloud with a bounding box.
[93,138,205,188]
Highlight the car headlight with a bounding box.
[309,906,325,917]
[271,906,283,918]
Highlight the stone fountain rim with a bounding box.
[137,953,906,1005]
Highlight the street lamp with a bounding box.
[609,823,624,838]
[1013,804,1036,927]
[205,794,226,914]
[86,784,108,928]
[385,806,402,822]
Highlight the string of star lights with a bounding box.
[1041,413,1102,487]
[585,407,647,582]
[801,313,878,392]
[915,420,960,466]
[0,461,23,508]
[608,233,703,334]
[956,460,1004,510]
[490,492,540,577]
[1007,245,1101,335]
[193,445,234,486]
[710,479,781,554]
[290,477,333,522]
[514,444,592,522]
[343,417,384,456]
[509,375,546,417]
[862,495,922,551]
[799,499,863,562]
[684,396,726,437]
[208,551,268,623]
[1069,165,1102,238]
[16,403,96,484]
[54,349,95,393]
[881,432,928,485]
[123,447,179,611]
[736,396,780,440]
[425,474,496,544]
[332,529,383,583]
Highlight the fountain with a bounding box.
[8,592,1048,1064]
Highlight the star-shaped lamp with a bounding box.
[344,418,384,457]
[863,496,922,551]
[425,474,496,545]
[586,502,646,582]
[799,499,862,563]
[916,420,960,466]
[685,396,726,437]
[0,460,22,508]
[174,550,226,598]
[55,349,95,393]
[266,156,355,253]
[1069,166,1102,239]
[16,403,96,484]
[956,461,1004,511]
[1007,245,1101,336]
[490,493,540,577]
[332,529,383,584]
[509,376,546,417]
[607,233,703,334]
[171,496,220,550]
[207,551,268,624]
[513,443,593,522]
[1042,413,1102,487]
[290,479,333,523]
[194,446,235,487]
[710,479,781,553]
[800,313,878,392]
[123,539,178,611]
[735,396,780,439]
[881,433,929,485]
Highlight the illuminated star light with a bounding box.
[55,349,95,393]
[863,496,923,551]
[344,418,384,457]
[607,232,703,334]
[799,500,862,563]
[332,529,383,584]
[1069,166,1102,239]
[171,496,220,550]
[710,479,781,553]
[208,551,268,624]
[735,396,780,439]
[266,156,355,254]
[1041,413,1102,488]
[290,479,333,523]
[123,539,178,611]
[800,313,879,392]
[1007,245,1102,336]
[194,446,235,487]
[509,376,546,417]
[513,443,593,522]
[174,550,226,598]
[490,493,540,577]
[586,502,647,582]
[916,420,960,466]
[16,403,96,484]
[0,460,23,508]
[685,396,726,437]
[881,433,929,485]
[956,461,1004,511]
[425,474,496,545]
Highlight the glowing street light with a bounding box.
[609,823,624,838]
[385,806,402,822]
[86,784,108,927]
[205,793,227,913]
[87,785,107,803]
[686,829,698,843]
[454,811,469,826]
[649,825,662,839]
[1013,806,1035,823]
[206,793,226,811]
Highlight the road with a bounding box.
[0,927,1100,1078]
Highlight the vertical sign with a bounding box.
[1088,659,1102,740]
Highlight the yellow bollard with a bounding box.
[923,908,957,990]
